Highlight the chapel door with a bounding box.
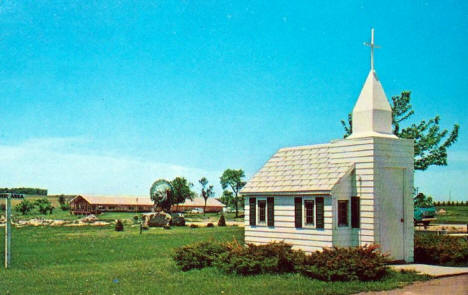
[379,168,405,261]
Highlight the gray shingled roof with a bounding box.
[241,143,352,194]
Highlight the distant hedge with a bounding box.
[433,201,468,206]
[415,233,468,266]
[0,187,48,196]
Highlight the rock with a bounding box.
[170,214,185,226]
[79,214,98,223]
[29,219,44,226]
[92,221,109,226]
[143,212,172,227]
[50,220,66,226]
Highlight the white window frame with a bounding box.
[257,197,267,226]
[303,196,316,228]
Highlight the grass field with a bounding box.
[434,206,468,224]
[0,226,427,295]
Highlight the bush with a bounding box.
[173,241,229,271]
[298,245,389,281]
[115,220,124,231]
[15,199,34,215]
[60,203,70,211]
[34,198,54,214]
[415,233,468,266]
[58,195,66,205]
[218,215,226,226]
[206,223,214,228]
[190,224,199,228]
[172,241,389,282]
[214,241,305,275]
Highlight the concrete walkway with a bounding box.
[356,274,468,295]
[390,264,468,277]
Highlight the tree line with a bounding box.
[150,168,247,217]
[0,187,48,196]
[433,200,468,207]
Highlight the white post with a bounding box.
[5,196,11,269]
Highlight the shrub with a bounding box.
[218,215,226,226]
[190,224,199,228]
[297,245,389,281]
[115,220,124,232]
[206,223,214,228]
[173,241,229,271]
[15,199,34,215]
[133,215,139,221]
[415,233,468,266]
[58,195,66,205]
[173,240,389,282]
[34,198,54,214]
[60,203,70,211]
[214,241,305,275]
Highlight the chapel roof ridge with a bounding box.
[278,142,330,152]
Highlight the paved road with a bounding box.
[357,275,468,295]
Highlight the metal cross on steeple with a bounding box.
[364,28,380,71]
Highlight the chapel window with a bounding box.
[258,200,266,224]
[338,200,349,227]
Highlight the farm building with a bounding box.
[70,195,153,215]
[241,31,414,262]
[172,197,225,213]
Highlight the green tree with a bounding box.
[58,195,66,205]
[413,193,434,208]
[341,91,459,170]
[219,190,235,209]
[199,177,215,215]
[15,199,34,215]
[220,169,246,218]
[167,177,195,212]
[34,197,54,215]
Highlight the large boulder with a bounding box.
[170,213,186,226]
[144,212,172,227]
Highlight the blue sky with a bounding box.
[0,1,466,200]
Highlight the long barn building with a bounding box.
[70,195,153,215]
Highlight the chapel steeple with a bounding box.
[348,29,397,139]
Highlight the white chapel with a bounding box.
[241,29,414,262]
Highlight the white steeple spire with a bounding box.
[364,28,379,71]
[348,29,397,139]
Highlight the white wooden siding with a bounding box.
[330,137,413,261]
[244,196,333,253]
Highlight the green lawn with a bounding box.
[434,206,468,224]
[0,226,427,295]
